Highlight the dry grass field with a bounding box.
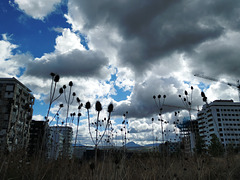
[1,151,240,180]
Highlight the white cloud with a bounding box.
[0,38,17,60]
[0,37,32,77]
[13,0,62,20]
[32,114,45,121]
[55,28,85,53]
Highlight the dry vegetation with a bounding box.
[1,151,240,180]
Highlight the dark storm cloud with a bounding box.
[114,76,203,118]
[25,49,109,78]
[69,0,240,74]
[188,32,240,79]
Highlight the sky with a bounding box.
[1,0,240,146]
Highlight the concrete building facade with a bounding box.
[0,77,35,152]
[47,126,73,159]
[197,100,240,150]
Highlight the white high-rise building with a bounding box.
[47,126,73,159]
[197,100,240,150]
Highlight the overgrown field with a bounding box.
[1,152,240,180]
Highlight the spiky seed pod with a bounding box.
[123,114,126,117]
[153,95,156,99]
[78,113,81,117]
[63,85,66,89]
[191,86,193,90]
[50,72,55,77]
[78,105,81,109]
[203,97,207,102]
[85,101,91,109]
[160,108,163,111]
[59,104,64,108]
[184,90,188,95]
[70,113,72,117]
[72,92,76,96]
[59,88,63,94]
[188,102,191,105]
[179,95,181,98]
[54,74,60,82]
[152,118,154,121]
[95,101,102,112]
[108,103,114,113]
[69,81,73,87]
[184,98,186,101]
[163,95,166,98]
[80,103,83,107]
[73,112,76,116]
[158,94,161,99]
[126,111,128,114]
[201,91,205,97]
[76,97,80,103]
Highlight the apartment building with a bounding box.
[47,126,73,159]
[0,77,35,152]
[28,120,47,156]
[197,100,240,150]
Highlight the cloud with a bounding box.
[0,36,32,77]
[55,28,85,53]
[66,0,238,76]
[188,31,240,79]
[32,114,45,121]
[114,66,203,119]
[25,49,110,79]
[13,0,62,20]
[23,28,111,79]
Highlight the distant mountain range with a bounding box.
[126,141,161,148]
[125,141,142,147]
[73,142,162,148]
